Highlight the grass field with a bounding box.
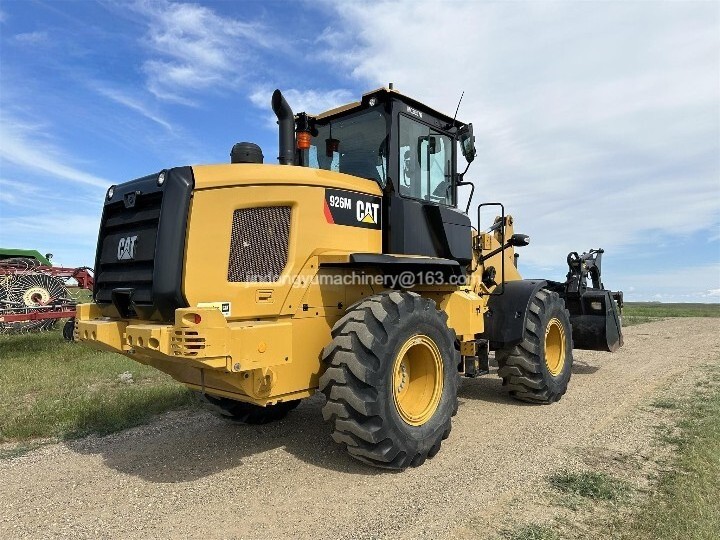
[0,329,194,445]
[622,302,720,326]
[615,364,720,540]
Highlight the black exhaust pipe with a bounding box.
[272,89,295,165]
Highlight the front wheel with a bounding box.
[496,289,574,403]
[319,291,459,469]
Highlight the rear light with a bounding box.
[182,313,202,325]
[296,131,311,150]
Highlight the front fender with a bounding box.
[480,280,547,349]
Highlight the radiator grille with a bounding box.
[228,206,291,282]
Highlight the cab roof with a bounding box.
[311,87,467,128]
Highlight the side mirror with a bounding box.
[458,123,476,164]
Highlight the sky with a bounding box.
[0,0,718,302]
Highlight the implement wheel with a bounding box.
[63,318,76,342]
[319,291,458,469]
[196,393,300,424]
[496,289,573,403]
[0,273,68,333]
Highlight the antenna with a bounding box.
[451,91,464,129]
[451,91,465,128]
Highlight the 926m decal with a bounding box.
[324,189,382,230]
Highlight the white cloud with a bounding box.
[0,113,110,189]
[248,87,354,128]
[13,31,48,45]
[0,178,38,195]
[614,263,720,303]
[0,213,101,267]
[94,85,174,131]
[131,0,281,103]
[319,1,720,267]
[0,178,39,207]
[0,178,97,210]
[0,213,100,236]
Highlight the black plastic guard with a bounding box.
[94,166,193,321]
[481,280,547,349]
[568,290,624,352]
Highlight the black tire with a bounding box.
[196,392,300,424]
[496,289,573,403]
[63,318,76,342]
[319,291,459,469]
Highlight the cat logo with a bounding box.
[117,235,138,261]
[356,200,380,225]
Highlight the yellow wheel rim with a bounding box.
[544,318,566,376]
[392,335,444,426]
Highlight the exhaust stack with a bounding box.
[272,89,295,165]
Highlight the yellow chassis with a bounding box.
[77,165,521,407]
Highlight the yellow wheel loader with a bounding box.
[76,86,623,469]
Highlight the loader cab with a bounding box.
[298,87,474,265]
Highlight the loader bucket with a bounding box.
[569,290,623,352]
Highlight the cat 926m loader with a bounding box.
[76,87,623,469]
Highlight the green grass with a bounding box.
[503,524,559,540]
[549,470,629,502]
[616,366,720,540]
[623,302,720,318]
[502,523,560,540]
[621,302,720,327]
[0,330,194,444]
[651,397,680,410]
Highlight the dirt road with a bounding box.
[2,318,719,539]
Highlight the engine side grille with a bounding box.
[228,206,291,283]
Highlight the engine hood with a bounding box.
[192,164,382,195]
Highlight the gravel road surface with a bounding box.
[2,317,719,539]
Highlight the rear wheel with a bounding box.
[196,393,300,424]
[496,289,573,403]
[319,291,458,469]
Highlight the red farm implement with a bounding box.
[0,260,94,340]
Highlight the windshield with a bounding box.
[308,109,388,186]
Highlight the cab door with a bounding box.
[384,111,472,264]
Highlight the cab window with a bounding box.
[399,115,454,206]
[308,109,388,187]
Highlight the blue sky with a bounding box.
[0,0,718,302]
